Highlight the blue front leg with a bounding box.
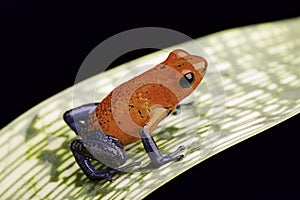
[139,125,185,169]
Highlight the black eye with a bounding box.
[179,72,195,88]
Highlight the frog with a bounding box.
[63,49,208,181]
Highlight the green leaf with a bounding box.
[1,17,300,199]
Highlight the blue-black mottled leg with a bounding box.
[70,139,116,181]
[139,125,184,169]
[70,131,141,181]
[63,103,99,134]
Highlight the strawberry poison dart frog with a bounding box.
[63,49,208,181]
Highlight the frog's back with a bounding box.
[87,49,207,145]
[87,67,179,145]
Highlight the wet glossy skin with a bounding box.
[64,49,208,181]
[87,49,208,145]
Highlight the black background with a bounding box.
[1,1,299,199]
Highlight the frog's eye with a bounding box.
[179,72,195,88]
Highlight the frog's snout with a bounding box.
[194,57,208,75]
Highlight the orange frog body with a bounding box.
[63,49,207,181]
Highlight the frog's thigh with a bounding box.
[82,131,127,168]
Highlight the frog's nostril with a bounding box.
[194,61,207,71]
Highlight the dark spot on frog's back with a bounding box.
[138,110,145,118]
[129,104,134,111]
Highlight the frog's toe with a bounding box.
[168,145,185,158]
[117,161,141,171]
[104,172,114,182]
